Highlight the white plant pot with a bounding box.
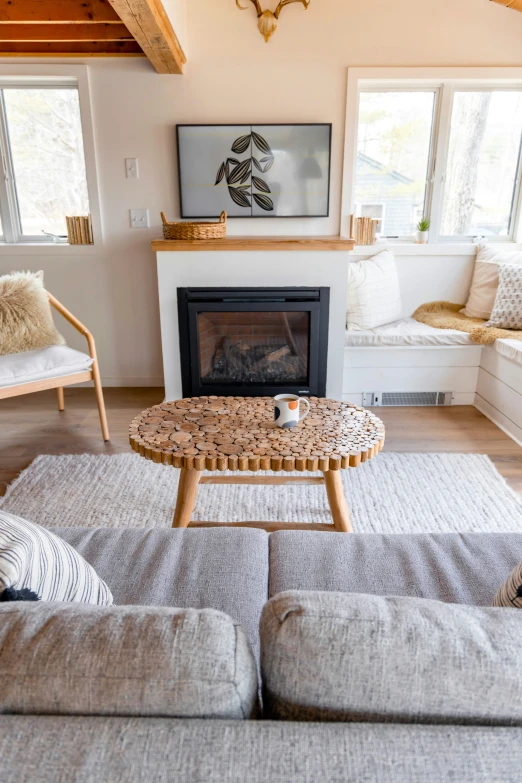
[416,230,429,244]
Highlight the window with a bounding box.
[349,73,522,243]
[0,81,90,244]
[354,91,436,238]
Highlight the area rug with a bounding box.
[1,453,522,534]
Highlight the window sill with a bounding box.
[0,243,98,255]
[350,242,522,256]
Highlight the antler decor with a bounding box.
[236,0,310,42]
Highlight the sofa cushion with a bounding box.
[261,590,522,724]
[0,511,112,605]
[54,527,269,662]
[0,345,93,388]
[0,717,521,783]
[0,602,257,719]
[269,531,522,606]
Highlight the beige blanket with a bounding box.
[412,301,522,345]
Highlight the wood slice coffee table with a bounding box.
[129,396,385,533]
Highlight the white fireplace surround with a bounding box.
[156,248,350,401]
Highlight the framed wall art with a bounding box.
[176,123,331,218]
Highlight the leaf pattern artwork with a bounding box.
[231,134,251,154]
[215,130,275,213]
[252,132,272,155]
[253,193,274,211]
[251,176,270,193]
[228,186,251,208]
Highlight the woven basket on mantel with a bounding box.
[161,211,227,240]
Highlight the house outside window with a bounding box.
[345,70,522,244]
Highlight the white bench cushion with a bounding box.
[345,318,474,348]
[495,338,522,368]
[0,346,93,388]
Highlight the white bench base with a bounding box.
[343,321,522,446]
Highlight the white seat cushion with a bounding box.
[345,317,474,348]
[495,338,522,368]
[0,345,93,389]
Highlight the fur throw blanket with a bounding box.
[413,301,522,345]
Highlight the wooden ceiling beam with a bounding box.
[0,41,144,55]
[0,23,133,41]
[107,0,186,74]
[491,0,522,11]
[0,1,122,24]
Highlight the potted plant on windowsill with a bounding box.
[416,217,430,244]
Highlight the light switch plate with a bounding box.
[129,209,149,228]
[125,158,138,179]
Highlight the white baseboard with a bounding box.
[70,377,165,388]
[475,393,522,448]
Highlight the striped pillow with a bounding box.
[493,562,522,608]
[0,510,113,604]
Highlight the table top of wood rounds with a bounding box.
[130,396,385,472]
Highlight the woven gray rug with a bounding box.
[1,453,522,534]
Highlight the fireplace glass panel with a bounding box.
[197,311,310,385]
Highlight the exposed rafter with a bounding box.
[0,1,122,24]
[491,0,522,11]
[107,0,186,74]
[0,0,186,72]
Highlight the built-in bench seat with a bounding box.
[344,317,474,348]
[343,318,522,446]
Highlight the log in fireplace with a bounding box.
[177,287,329,397]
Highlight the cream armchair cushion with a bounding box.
[0,346,93,389]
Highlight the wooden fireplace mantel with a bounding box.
[151,236,354,252]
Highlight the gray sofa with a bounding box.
[1,527,522,782]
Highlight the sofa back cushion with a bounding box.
[261,590,522,724]
[0,602,257,719]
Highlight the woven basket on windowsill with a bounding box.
[160,211,227,240]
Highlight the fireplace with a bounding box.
[177,287,329,397]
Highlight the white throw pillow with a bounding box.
[346,250,402,331]
[0,510,113,604]
[461,245,522,320]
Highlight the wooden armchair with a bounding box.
[0,292,109,441]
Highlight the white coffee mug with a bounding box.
[274,393,310,429]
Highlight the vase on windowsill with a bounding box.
[415,217,430,245]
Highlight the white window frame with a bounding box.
[0,65,101,251]
[342,67,522,248]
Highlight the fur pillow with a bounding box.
[0,271,65,356]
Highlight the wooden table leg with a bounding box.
[172,469,201,528]
[323,470,353,533]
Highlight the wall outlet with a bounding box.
[125,158,139,179]
[130,209,149,228]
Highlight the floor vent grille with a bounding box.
[362,392,453,407]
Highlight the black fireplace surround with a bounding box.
[177,287,329,398]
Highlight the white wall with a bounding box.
[1,0,522,385]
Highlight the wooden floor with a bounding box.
[0,388,521,496]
